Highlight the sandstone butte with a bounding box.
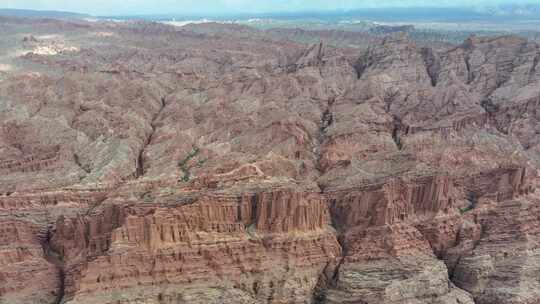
[0,17,540,304]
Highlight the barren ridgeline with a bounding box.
[0,15,540,304]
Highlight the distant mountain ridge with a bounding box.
[107,6,540,24]
[476,4,540,16]
[1,5,539,22]
[0,8,90,19]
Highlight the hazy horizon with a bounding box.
[1,0,540,16]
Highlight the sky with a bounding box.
[1,0,538,16]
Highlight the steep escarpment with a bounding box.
[1,17,540,304]
[48,189,340,304]
[318,166,536,304]
[0,219,60,304]
[309,32,540,304]
[448,194,540,304]
[317,174,469,304]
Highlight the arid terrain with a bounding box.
[1,15,540,304]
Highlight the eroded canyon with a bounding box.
[1,17,540,304]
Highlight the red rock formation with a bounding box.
[329,175,455,230]
[447,193,540,304]
[1,16,540,304]
[47,189,340,303]
[0,219,59,304]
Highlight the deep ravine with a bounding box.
[392,115,405,150]
[41,226,65,304]
[315,96,335,176]
[136,96,167,178]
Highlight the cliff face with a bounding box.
[447,194,540,304]
[49,190,340,304]
[1,18,540,304]
[0,219,60,304]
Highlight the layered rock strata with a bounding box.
[0,17,540,304]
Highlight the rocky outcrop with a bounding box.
[0,219,59,304]
[446,193,540,304]
[324,246,474,304]
[456,166,535,202]
[317,174,469,304]
[47,189,340,304]
[328,175,455,230]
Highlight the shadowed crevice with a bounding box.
[421,47,441,87]
[42,226,65,304]
[136,96,166,178]
[392,115,406,150]
[315,97,336,176]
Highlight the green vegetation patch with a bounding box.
[178,146,207,182]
